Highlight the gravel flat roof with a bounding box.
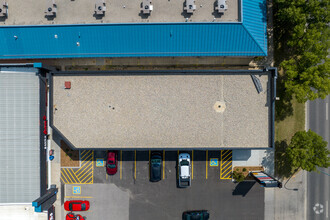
[1,0,238,25]
[52,72,271,149]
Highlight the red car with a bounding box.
[66,213,84,220]
[106,151,118,175]
[64,200,90,211]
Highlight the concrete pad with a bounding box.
[64,183,129,220]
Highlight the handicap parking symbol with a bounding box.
[96,158,104,167]
[210,158,218,166]
[73,186,81,194]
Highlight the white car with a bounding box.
[178,153,191,188]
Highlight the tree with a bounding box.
[274,0,330,102]
[286,130,330,172]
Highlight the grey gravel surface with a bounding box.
[1,0,238,25]
[53,73,270,149]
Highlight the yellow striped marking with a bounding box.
[76,162,91,178]
[120,150,122,180]
[163,150,165,180]
[80,150,89,158]
[63,168,75,183]
[206,150,208,179]
[61,150,94,184]
[80,167,93,182]
[220,150,232,179]
[61,170,70,183]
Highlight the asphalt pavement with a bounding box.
[92,150,264,220]
[307,96,330,220]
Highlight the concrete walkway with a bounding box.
[273,171,307,220]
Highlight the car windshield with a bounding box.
[107,164,116,168]
[69,203,73,210]
[81,203,86,210]
[180,160,189,166]
[151,159,161,164]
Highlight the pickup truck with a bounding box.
[178,153,191,188]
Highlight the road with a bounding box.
[307,95,330,220]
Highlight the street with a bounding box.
[307,95,330,220]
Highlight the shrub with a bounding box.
[233,171,245,182]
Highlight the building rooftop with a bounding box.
[0,0,267,59]
[51,70,273,149]
[1,0,239,25]
[0,66,41,203]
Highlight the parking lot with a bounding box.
[63,150,264,220]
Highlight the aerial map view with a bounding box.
[0,0,329,220]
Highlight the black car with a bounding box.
[150,151,162,182]
[182,210,209,220]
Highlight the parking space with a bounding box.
[93,150,232,184]
[63,149,263,220]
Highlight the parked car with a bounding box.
[106,151,118,175]
[66,213,84,220]
[178,153,191,188]
[150,151,162,182]
[182,210,209,220]
[64,200,90,211]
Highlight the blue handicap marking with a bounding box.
[73,186,81,194]
[210,158,218,166]
[96,158,104,167]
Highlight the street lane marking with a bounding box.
[134,150,136,180]
[192,150,194,180]
[326,200,328,218]
[163,150,165,180]
[65,196,93,199]
[120,150,122,180]
[206,150,208,179]
[326,103,328,120]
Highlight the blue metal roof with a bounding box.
[0,0,267,59]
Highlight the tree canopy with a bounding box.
[286,130,330,172]
[274,0,330,102]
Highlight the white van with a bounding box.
[178,153,191,188]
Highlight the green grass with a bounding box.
[274,98,305,179]
[275,98,305,142]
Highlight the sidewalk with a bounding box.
[273,171,307,220]
[50,132,64,220]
